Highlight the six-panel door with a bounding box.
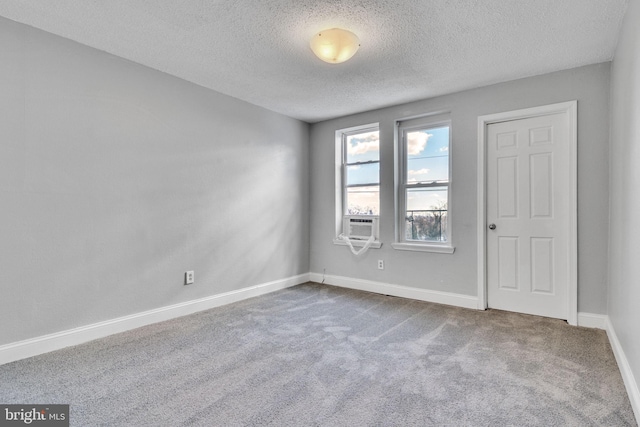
[486,112,570,320]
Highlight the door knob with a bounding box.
[488,223,496,230]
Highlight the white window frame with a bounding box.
[392,115,454,254]
[333,123,382,248]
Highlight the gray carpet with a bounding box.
[0,282,636,426]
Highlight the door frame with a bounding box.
[476,101,578,325]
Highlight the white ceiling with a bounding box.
[0,1,629,123]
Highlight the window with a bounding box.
[343,128,380,216]
[334,123,381,248]
[393,116,454,253]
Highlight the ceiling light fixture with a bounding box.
[310,28,360,64]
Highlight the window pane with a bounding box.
[346,131,379,163]
[346,162,379,186]
[406,127,449,158]
[346,186,379,215]
[406,127,449,183]
[405,187,448,241]
[407,156,448,183]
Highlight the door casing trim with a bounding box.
[476,101,578,325]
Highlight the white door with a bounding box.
[486,111,572,320]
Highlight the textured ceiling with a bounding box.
[0,1,629,122]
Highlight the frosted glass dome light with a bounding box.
[310,28,360,64]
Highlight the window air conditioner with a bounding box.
[343,216,379,241]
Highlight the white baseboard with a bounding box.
[309,272,478,310]
[577,312,607,329]
[0,273,309,366]
[606,317,640,423]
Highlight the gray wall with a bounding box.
[609,0,640,396]
[310,63,611,314]
[0,17,309,345]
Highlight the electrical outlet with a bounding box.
[378,260,384,270]
[185,271,194,285]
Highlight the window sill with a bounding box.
[391,242,455,254]
[333,239,382,249]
